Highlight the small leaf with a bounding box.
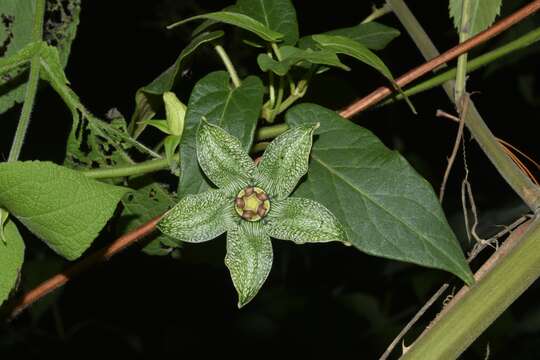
[286,104,473,284]
[178,71,264,196]
[197,120,256,190]
[255,124,317,200]
[298,22,400,51]
[225,222,273,308]
[450,0,502,36]
[235,0,299,45]
[140,119,171,134]
[119,184,178,256]
[257,46,350,76]
[312,34,393,80]
[131,30,224,128]
[164,135,181,172]
[266,197,347,244]
[163,91,186,137]
[158,189,233,243]
[167,11,284,43]
[0,219,25,306]
[0,161,129,260]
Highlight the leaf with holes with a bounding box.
[0,161,129,260]
[286,103,473,284]
[0,0,80,114]
[119,184,178,256]
[178,71,264,196]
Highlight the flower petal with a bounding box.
[266,197,347,244]
[197,120,256,190]
[254,124,317,199]
[158,189,233,243]
[225,222,273,308]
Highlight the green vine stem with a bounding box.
[380,26,540,105]
[402,217,540,359]
[388,0,540,211]
[454,0,472,105]
[214,44,241,88]
[7,0,46,161]
[82,155,177,179]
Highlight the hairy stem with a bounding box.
[7,0,46,161]
[454,0,472,105]
[214,44,241,88]
[82,155,177,179]
[256,123,289,140]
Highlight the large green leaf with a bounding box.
[178,71,264,196]
[286,104,473,284]
[0,0,80,114]
[450,0,502,37]
[0,219,25,306]
[119,183,178,256]
[257,45,350,76]
[131,30,224,128]
[168,11,283,43]
[0,161,129,260]
[235,0,299,45]
[313,34,394,80]
[299,22,400,51]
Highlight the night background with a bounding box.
[1,0,540,358]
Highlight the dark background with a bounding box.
[2,0,540,358]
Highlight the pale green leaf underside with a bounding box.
[225,221,273,308]
[120,184,178,256]
[0,161,129,260]
[197,120,256,190]
[257,46,350,76]
[267,197,347,244]
[255,124,316,199]
[313,34,394,80]
[179,71,264,196]
[168,11,284,42]
[158,189,234,243]
[450,0,502,36]
[286,104,473,284]
[298,21,400,51]
[0,219,25,306]
[235,0,299,45]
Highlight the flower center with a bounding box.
[234,186,270,222]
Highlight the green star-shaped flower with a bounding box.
[158,120,347,307]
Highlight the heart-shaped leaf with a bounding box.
[0,161,129,260]
[286,104,473,284]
